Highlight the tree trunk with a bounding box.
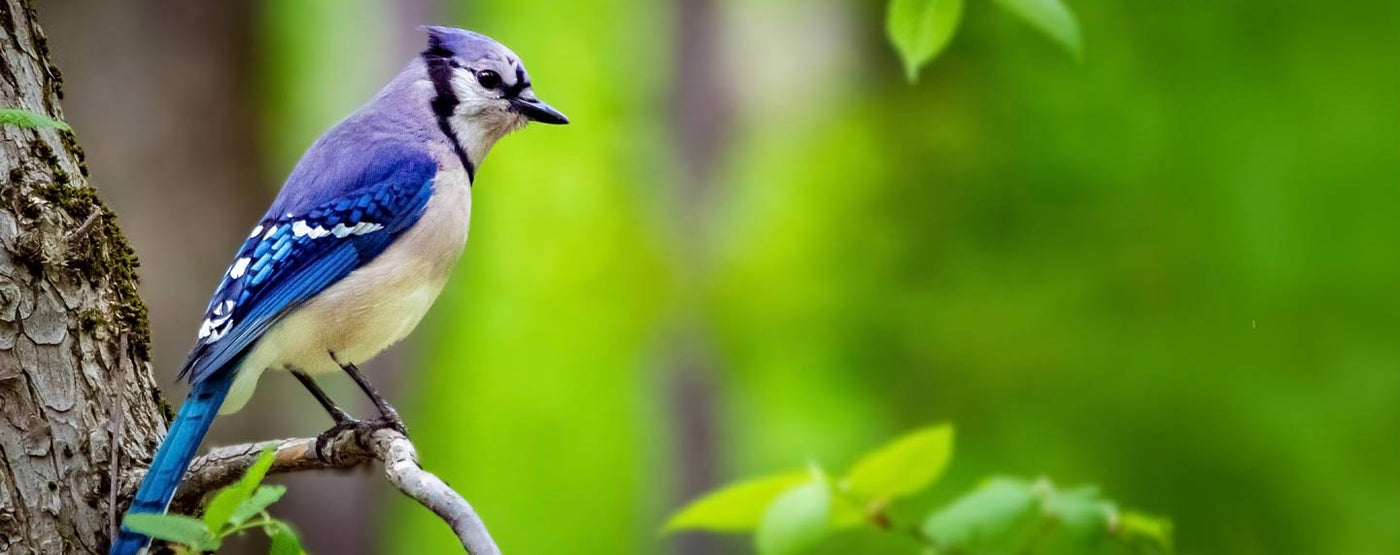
[0,0,165,552]
[666,0,733,553]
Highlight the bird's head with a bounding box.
[419,26,568,139]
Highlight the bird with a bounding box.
[110,26,567,555]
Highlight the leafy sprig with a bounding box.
[0,108,71,130]
[121,446,306,554]
[887,0,1083,81]
[665,424,1172,554]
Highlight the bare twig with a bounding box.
[122,428,500,555]
[65,208,101,241]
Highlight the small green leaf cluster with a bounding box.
[665,424,1172,555]
[887,0,1083,81]
[121,447,306,554]
[923,477,1172,554]
[0,108,71,130]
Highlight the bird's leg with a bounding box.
[292,369,363,462]
[329,351,408,436]
[292,370,356,423]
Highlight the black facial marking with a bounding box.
[502,65,530,99]
[421,47,476,183]
[423,34,452,60]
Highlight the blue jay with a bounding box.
[111,26,566,555]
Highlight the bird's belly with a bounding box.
[218,266,452,415]
[267,181,471,374]
[218,175,471,414]
[274,273,447,374]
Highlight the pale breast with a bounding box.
[284,167,473,370]
[219,166,472,413]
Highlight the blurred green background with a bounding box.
[39,0,1400,553]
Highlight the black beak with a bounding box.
[511,97,569,125]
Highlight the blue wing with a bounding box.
[179,147,438,384]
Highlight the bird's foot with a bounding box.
[314,417,363,463]
[315,415,409,462]
[357,413,408,443]
[329,353,406,436]
[372,404,408,435]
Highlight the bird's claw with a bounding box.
[356,414,408,445]
[314,415,408,463]
[314,418,363,463]
[377,406,408,435]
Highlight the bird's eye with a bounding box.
[475,70,502,89]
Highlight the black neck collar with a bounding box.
[422,49,476,183]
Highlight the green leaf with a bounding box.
[844,423,954,501]
[1034,483,1120,554]
[1117,511,1173,550]
[809,529,926,555]
[756,475,832,555]
[886,0,964,81]
[1041,485,1114,539]
[202,485,250,534]
[921,478,1040,551]
[827,491,866,529]
[0,109,71,131]
[991,0,1084,60]
[121,513,218,551]
[268,520,307,555]
[665,470,809,533]
[242,444,280,487]
[229,485,287,527]
[203,445,279,532]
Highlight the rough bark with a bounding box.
[0,1,167,552]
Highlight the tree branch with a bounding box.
[123,429,501,555]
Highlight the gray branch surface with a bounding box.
[124,429,502,555]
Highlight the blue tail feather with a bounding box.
[110,373,234,555]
